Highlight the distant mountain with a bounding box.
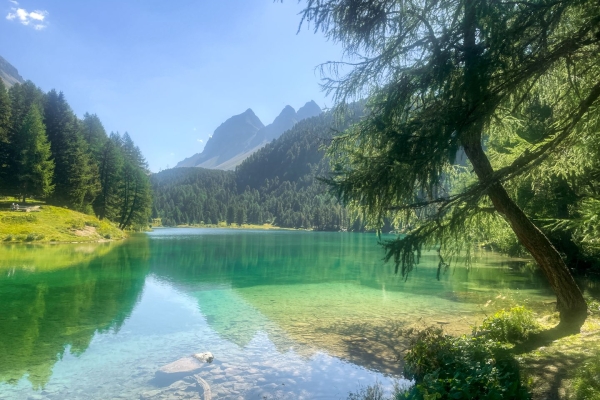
[0,55,25,88]
[175,101,322,170]
[176,108,264,168]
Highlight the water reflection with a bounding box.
[0,229,584,399]
[0,239,149,388]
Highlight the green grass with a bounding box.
[0,199,125,243]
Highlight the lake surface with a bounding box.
[0,229,566,399]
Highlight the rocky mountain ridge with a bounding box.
[175,101,322,170]
[0,55,25,88]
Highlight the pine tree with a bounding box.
[117,133,151,229]
[0,81,44,195]
[14,105,54,202]
[0,79,10,144]
[81,113,108,160]
[44,90,99,210]
[95,132,124,220]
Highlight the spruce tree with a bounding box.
[44,90,99,210]
[117,133,151,229]
[14,105,54,202]
[95,132,124,220]
[0,79,10,144]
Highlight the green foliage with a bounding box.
[400,327,530,400]
[151,109,363,231]
[0,81,151,231]
[347,382,394,400]
[476,306,541,345]
[14,105,54,201]
[573,358,600,400]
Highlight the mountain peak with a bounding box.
[297,101,322,121]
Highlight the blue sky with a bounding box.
[1,0,342,171]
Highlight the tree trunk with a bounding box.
[462,134,587,330]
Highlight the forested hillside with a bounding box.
[0,79,151,230]
[152,107,365,230]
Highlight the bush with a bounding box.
[400,327,530,400]
[573,358,600,400]
[476,306,541,344]
[25,233,45,242]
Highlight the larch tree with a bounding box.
[300,0,600,329]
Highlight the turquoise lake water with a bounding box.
[0,229,564,399]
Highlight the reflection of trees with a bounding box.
[0,237,150,388]
[145,230,565,375]
[149,231,551,300]
[150,231,398,288]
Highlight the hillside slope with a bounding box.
[0,203,125,243]
[0,55,25,88]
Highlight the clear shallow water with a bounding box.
[0,229,560,399]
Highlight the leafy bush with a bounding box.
[476,306,541,344]
[3,234,13,241]
[25,233,45,242]
[573,358,600,400]
[85,220,100,228]
[400,327,530,400]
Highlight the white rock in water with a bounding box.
[192,352,214,363]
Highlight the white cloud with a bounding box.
[197,139,203,143]
[9,0,18,4]
[6,5,48,29]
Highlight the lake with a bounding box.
[0,228,562,399]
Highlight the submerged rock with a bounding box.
[192,352,214,363]
[155,357,204,383]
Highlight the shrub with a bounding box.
[3,234,13,241]
[573,358,600,400]
[400,327,530,400]
[476,306,541,344]
[85,220,100,228]
[25,233,45,242]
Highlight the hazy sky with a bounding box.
[1,0,342,171]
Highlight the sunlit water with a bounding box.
[0,229,577,399]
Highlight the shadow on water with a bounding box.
[0,237,150,388]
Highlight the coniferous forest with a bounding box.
[151,108,367,231]
[0,80,151,230]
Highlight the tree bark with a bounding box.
[462,134,588,330]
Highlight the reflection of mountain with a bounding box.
[0,238,150,388]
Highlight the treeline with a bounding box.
[0,80,151,230]
[152,109,366,231]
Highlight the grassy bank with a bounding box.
[347,304,600,400]
[161,221,297,230]
[0,199,125,243]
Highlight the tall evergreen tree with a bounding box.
[0,81,45,195]
[81,113,108,160]
[0,79,10,144]
[14,105,54,202]
[44,90,99,210]
[95,132,124,220]
[302,0,600,329]
[118,133,151,229]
